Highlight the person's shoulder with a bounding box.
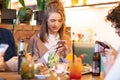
[0,28,11,33]
[0,28,9,31]
[30,33,42,42]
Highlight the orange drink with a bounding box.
[69,58,83,79]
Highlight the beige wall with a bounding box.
[65,4,120,49]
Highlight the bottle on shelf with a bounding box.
[92,43,101,76]
[71,0,78,6]
[82,0,87,5]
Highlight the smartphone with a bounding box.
[96,41,110,49]
[57,40,66,45]
[0,43,9,54]
[57,40,66,49]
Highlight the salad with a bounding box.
[47,51,59,68]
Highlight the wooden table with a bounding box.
[0,72,104,80]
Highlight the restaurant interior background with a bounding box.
[0,0,120,49]
[64,0,120,50]
[0,0,119,65]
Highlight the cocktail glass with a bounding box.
[69,58,83,80]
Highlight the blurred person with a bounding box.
[27,0,72,65]
[0,28,18,71]
[98,4,120,80]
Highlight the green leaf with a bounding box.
[36,0,43,11]
[46,0,50,3]
[18,7,26,22]
[19,0,26,8]
[36,0,50,11]
[3,0,10,9]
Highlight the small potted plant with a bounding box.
[34,0,50,25]
[18,0,33,24]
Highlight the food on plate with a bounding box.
[83,63,90,66]
[35,63,50,75]
[82,66,91,72]
[82,63,92,74]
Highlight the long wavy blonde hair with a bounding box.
[39,0,67,42]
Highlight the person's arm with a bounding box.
[5,56,18,71]
[98,41,118,61]
[27,34,49,64]
[104,53,120,80]
[105,42,118,59]
[3,29,17,61]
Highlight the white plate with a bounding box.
[35,74,50,79]
[65,66,92,75]
[82,71,92,75]
[82,66,92,75]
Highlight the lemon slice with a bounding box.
[66,53,77,63]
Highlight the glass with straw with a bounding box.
[69,39,83,80]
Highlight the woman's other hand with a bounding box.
[6,56,18,71]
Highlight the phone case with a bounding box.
[96,41,110,49]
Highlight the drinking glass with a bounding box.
[69,58,83,80]
[101,53,114,76]
[55,63,68,74]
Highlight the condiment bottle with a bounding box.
[92,43,101,76]
[20,52,34,79]
[18,39,24,74]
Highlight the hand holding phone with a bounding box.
[56,40,66,49]
[96,41,110,49]
[55,40,66,54]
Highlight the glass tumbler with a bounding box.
[69,58,83,80]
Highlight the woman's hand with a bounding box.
[55,40,68,58]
